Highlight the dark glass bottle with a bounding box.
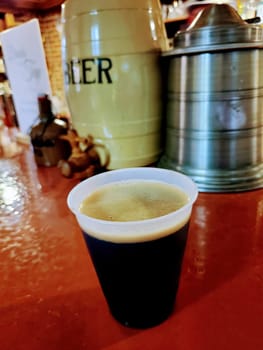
[30,94,71,167]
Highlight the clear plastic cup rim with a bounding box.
[67,167,198,243]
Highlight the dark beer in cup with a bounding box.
[67,168,198,328]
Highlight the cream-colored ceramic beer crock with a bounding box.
[61,0,168,169]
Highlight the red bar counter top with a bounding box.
[0,149,263,350]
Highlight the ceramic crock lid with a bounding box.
[63,0,161,16]
[164,3,263,56]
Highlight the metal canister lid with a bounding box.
[165,3,263,56]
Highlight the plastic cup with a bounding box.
[67,167,198,328]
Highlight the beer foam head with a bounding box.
[67,168,198,243]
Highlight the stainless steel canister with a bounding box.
[159,3,263,192]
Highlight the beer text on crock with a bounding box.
[64,58,113,84]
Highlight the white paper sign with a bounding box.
[0,18,52,134]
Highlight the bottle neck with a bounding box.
[38,95,54,122]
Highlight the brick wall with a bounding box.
[38,8,68,115]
